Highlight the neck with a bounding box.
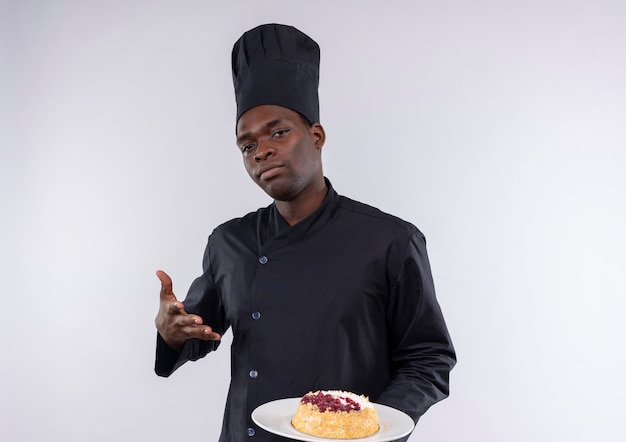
[275,179,328,226]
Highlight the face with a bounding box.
[236,105,326,201]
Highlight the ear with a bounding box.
[310,123,326,150]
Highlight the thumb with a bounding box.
[156,270,176,300]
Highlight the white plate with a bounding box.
[251,397,415,441]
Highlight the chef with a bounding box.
[154,23,456,441]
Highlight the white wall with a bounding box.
[2,1,625,441]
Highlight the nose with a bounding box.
[253,140,275,162]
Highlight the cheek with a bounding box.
[242,157,255,179]
[299,146,321,172]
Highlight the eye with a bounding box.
[240,143,255,153]
[272,128,290,138]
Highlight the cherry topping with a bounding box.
[301,392,362,413]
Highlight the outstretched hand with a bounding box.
[155,270,221,350]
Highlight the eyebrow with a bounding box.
[236,118,286,144]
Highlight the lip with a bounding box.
[257,164,284,181]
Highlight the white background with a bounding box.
[2,1,625,441]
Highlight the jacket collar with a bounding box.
[261,177,339,251]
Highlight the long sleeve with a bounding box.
[376,231,456,424]
[154,239,228,377]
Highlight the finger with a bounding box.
[167,301,185,315]
[176,316,221,341]
[156,270,176,301]
[195,326,222,341]
[171,313,201,329]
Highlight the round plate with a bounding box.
[251,398,415,441]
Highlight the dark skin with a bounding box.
[155,105,327,349]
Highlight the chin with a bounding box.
[261,183,300,202]
[256,174,313,202]
[265,189,298,202]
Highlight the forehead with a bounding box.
[236,105,301,136]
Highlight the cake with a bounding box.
[291,390,379,438]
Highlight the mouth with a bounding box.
[258,164,284,181]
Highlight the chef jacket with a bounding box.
[155,179,456,441]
